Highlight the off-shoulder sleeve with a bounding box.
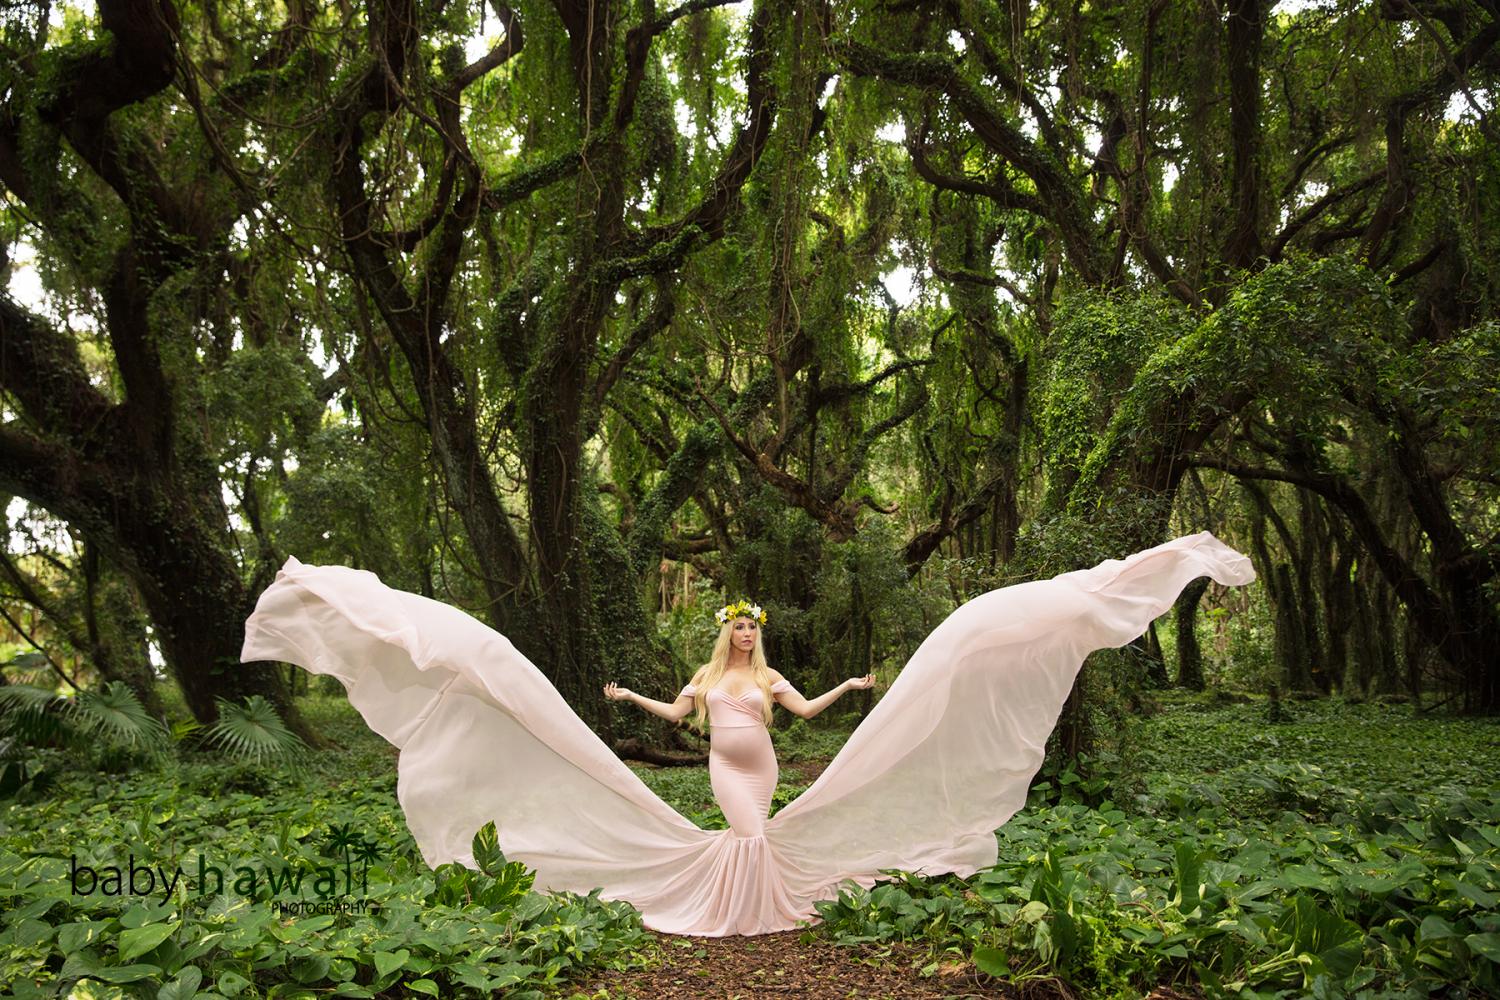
[679,683,697,697]
[769,679,793,694]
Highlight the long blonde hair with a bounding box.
[687,618,774,728]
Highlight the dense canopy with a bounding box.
[2,0,1497,752]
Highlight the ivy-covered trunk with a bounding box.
[0,2,314,737]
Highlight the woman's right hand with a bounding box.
[603,682,635,703]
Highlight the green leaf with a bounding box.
[118,920,178,961]
[372,949,410,978]
[1345,873,1398,894]
[1017,900,1049,923]
[1172,840,1204,915]
[289,955,331,983]
[12,918,53,947]
[205,695,308,765]
[58,920,110,953]
[471,820,506,877]
[1455,880,1498,908]
[1274,894,1363,980]
[1466,932,1500,963]
[157,965,203,1000]
[59,952,95,981]
[408,979,439,996]
[88,963,164,983]
[972,946,1011,977]
[119,903,153,929]
[1418,914,1458,942]
[1283,865,1329,889]
[71,681,169,749]
[214,971,251,996]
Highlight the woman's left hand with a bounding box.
[846,673,876,691]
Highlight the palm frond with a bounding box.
[0,682,61,715]
[205,695,307,766]
[69,682,169,750]
[0,684,76,746]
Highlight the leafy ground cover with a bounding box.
[796,693,1500,1000]
[1,692,657,999]
[1,691,1495,999]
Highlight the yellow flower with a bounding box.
[715,599,767,625]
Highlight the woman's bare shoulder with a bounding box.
[766,667,787,683]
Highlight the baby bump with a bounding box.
[709,726,778,837]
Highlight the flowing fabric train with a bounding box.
[240,531,1254,936]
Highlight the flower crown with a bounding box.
[714,599,766,626]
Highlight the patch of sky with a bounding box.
[6,238,100,335]
[1276,179,1329,226]
[1445,89,1491,124]
[1019,109,1039,141]
[48,0,97,32]
[882,265,921,307]
[5,498,75,556]
[675,99,698,141]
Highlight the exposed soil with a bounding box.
[560,929,1080,1000]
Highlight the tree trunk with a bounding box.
[1273,562,1312,692]
[0,352,316,743]
[110,476,314,738]
[1295,494,1327,693]
[0,2,320,741]
[1134,624,1168,689]
[1224,0,1266,269]
[1317,510,1356,695]
[82,545,165,720]
[1175,576,1211,690]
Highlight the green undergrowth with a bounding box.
[810,694,1500,999]
[2,691,1495,999]
[0,693,655,1000]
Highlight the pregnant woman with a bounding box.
[241,531,1255,936]
[603,600,874,840]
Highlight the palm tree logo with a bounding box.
[321,823,360,897]
[353,835,382,895]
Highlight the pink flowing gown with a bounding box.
[240,531,1255,936]
[692,683,786,838]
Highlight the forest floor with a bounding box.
[564,927,1064,999]
[10,685,1492,999]
[564,690,1499,1000]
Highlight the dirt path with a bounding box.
[561,929,1072,1000]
